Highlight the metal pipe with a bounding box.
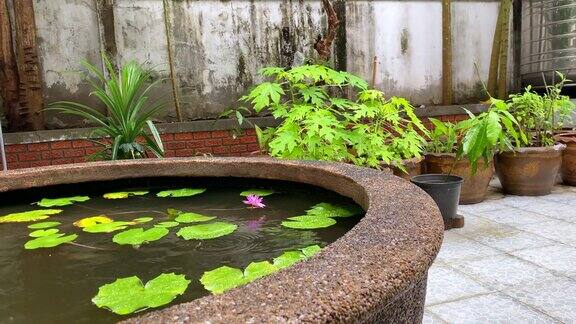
[0,122,7,173]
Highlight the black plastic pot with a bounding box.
[411,174,464,230]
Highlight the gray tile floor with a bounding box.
[425,182,576,323]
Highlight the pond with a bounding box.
[0,177,363,323]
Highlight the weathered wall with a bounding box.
[30,0,500,129]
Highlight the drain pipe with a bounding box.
[0,123,7,174]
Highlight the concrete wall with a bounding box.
[30,0,500,129]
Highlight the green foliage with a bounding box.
[24,233,78,250]
[508,73,575,147]
[103,191,149,199]
[176,222,238,240]
[154,221,180,228]
[29,229,60,238]
[426,118,461,154]
[174,212,215,223]
[305,202,362,218]
[28,221,61,229]
[113,228,169,246]
[226,65,427,170]
[156,188,206,198]
[37,196,90,207]
[239,189,275,197]
[0,209,62,223]
[92,273,190,315]
[281,215,337,229]
[83,221,134,233]
[133,217,154,224]
[49,54,165,160]
[74,215,113,228]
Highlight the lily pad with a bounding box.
[154,221,180,228]
[103,191,149,199]
[301,244,322,257]
[240,189,275,197]
[306,202,362,218]
[84,221,134,233]
[272,251,306,269]
[174,212,215,223]
[156,188,206,198]
[199,266,246,295]
[74,216,114,228]
[27,221,61,229]
[24,233,78,250]
[166,208,181,218]
[176,222,237,240]
[113,228,169,246]
[92,273,190,315]
[133,217,154,224]
[281,215,337,230]
[36,196,90,207]
[29,228,60,237]
[243,261,277,281]
[0,209,63,223]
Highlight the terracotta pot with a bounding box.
[382,157,424,180]
[425,154,494,204]
[555,133,576,186]
[495,144,565,196]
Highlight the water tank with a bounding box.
[521,0,576,89]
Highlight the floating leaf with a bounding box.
[24,233,78,250]
[166,208,181,218]
[36,196,90,207]
[133,217,154,223]
[176,222,237,240]
[200,266,246,295]
[272,251,306,269]
[240,189,275,197]
[281,215,337,229]
[154,221,179,228]
[0,209,63,223]
[103,191,149,200]
[113,227,169,246]
[74,216,114,228]
[156,188,206,198]
[174,212,215,223]
[301,244,322,257]
[28,221,61,229]
[29,229,60,237]
[243,261,277,281]
[306,202,362,218]
[92,273,190,315]
[84,221,134,233]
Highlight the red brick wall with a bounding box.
[4,129,259,170]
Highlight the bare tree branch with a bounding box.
[314,0,340,62]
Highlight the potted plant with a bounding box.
[496,73,574,195]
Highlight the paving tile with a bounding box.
[428,292,556,323]
[541,192,576,205]
[453,254,555,289]
[461,227,556,252]
[458,200,507,214]
[423,310,448,324]
[435,232,501,262]
[475,206,553,226]
[504,275,576,323]
[450,215,512,237]
[515,201,576,223]
[500,195,551,208]
[426,264,490,306]
[518,220,576,245]
[512,244,576,278]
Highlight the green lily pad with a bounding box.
[84,221,134,233]
[154,222,180,228]
[281,215,337,229]
[166,208,181,218]
[157,188,206,198]
[174,212,215,223]
[244,261,277,281]
[133,217,154,224]
[27,221,61,229]
[272,251,306,269]
[240,189,275,197]
[200,266,246,295]
[176,222,237,240]
[29,228,60,237]
[36,196,90,207]
[301,244,322,257]
[92,273,190,315]
[113,228,169,246]
[24,233,78,250]
[74,215,114,228]
[0,209,63,223]
[306,202,362,218]
[103,191,149,199]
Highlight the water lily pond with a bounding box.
[0,178,363,323]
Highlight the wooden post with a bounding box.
[487,1,504,96]
[0,0,22,131]
[497,0,512,99]
[442,0,453,105]
[163,0,183,122]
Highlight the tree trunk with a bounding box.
[0,0,21,131]
[314,0,340,62]
[442,0,453,105]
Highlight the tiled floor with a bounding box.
[425,182,576,323]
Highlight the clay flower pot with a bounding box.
[495,144,566,196]
[555,132,576,186]
[425,153,494,204]
[381,157,424,180]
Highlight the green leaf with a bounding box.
[103,191,149,199]
[0,209,63,223]
[83,221,134,233]
[281,216,337,230]
[176,222,238,240]
[28,221,61,229]
[243,261,278,282]
[156,188,206,198]
[486,111,502,145]
[154,221,180,228]
[24,233,78,250]
[174,212,215,223]
[272,251,306,269]
[200,266,246,295]
[239,189,275,197]
[92,273,190,315]
[29,228,60,238]
[74,215,114,228]
[246,82,285,112]
[36,196,90,207]
[133,217,154,224]
[305,202,362,218]
[113,227,169,246]
[301,244,322,257]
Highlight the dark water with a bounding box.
[0,177,362,324]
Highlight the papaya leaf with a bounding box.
[176,222,237,240]
[92,273,190,315]
[156,188,206,198]
[154,221,180,228]
[281,216,337,230]
[28,221,61,229]
[0,209,63,223]
[174,212,215,223]
[29,228,60,237]
[84,221,134,233]
[24,233,78,250]
[36,196,90,207]
[103,191,149,199]
[74,215,114,228]
[113,228,169,246]
[239,189,275,197]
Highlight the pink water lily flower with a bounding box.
[243,194,266,208]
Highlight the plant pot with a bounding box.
[424,154,494,204]
[555,133,576,186]
[382,157,424,180]
[495,144,566,196]
[411,174,464,230]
